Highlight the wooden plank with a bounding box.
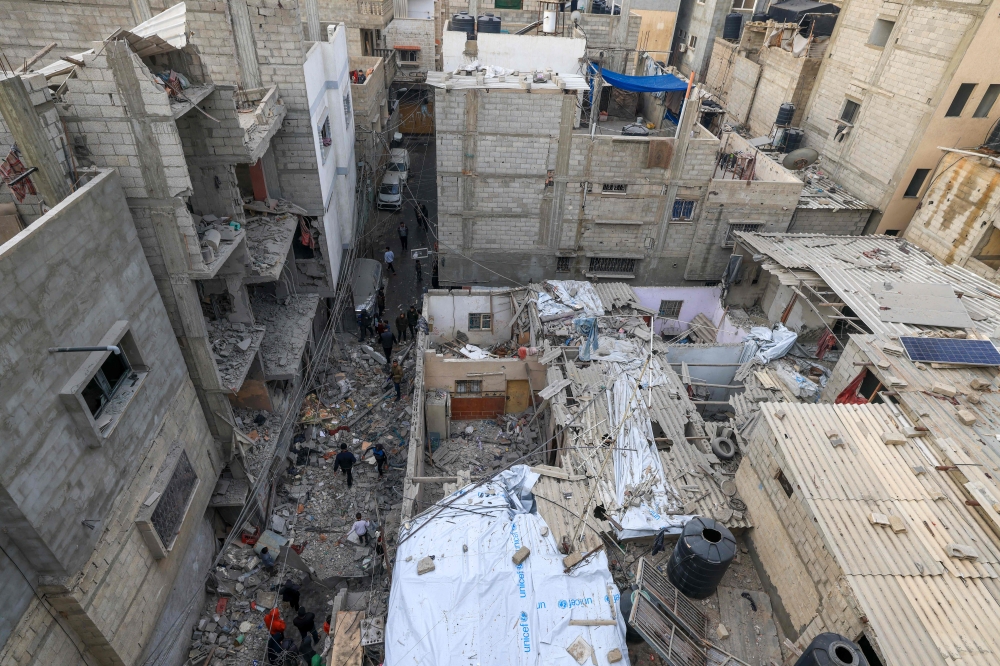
[330,610,365,666]
[715,587,782,666]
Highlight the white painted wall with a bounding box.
[407,0,434,20]
[304,23,358,285]
[442,30,587,74]
[426,289,517,346]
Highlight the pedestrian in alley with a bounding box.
[391,360,404,402]
[375,317,387,336]
[370,440,388,476]
[379,326,394,369]
[280,579,301,612]
[395,311,409,342]
[298,631,316,666]
[384,246,396,275]
[323,614,332,636]
[266,632,283,665]
[413,203,426,230]
[334,443,357,487]
[398,221,409,252]
[264,607,286,637]
[293,607,319,643]
[357,309,372,342]
[353,513,371,545]
[376,286,385,318]
[406,305,419,339]
[420,203,430,229]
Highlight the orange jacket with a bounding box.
[264,609,286,635]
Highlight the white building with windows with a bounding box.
[305,23,360,278]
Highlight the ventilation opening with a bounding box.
[702,528,722,543]
[857,635,886,666]
[834,645,856,664]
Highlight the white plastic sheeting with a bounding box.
[546,281,606,317]
[742,324,797,364]
[386,466,630,666]
[606,378,689,539]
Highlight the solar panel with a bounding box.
[900,337,1000,366]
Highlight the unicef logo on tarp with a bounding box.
[519,612,531,653]
[558,600,568,609]
[556,597,593,609]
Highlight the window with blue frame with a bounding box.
[672,199,695,220]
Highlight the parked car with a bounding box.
[386,148,410,183]
[378,172,403,210]
[351,258,382,318]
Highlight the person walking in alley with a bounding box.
[395,311,409,342]
[370,440,388,476]
[420,203,429,229]
[390,360,404,401]
[298,632,316,666]
[353,513,371,545]
[333,443,357,488]
[293,607,319,643]
[413,203,426,230]
[357,309,372,342]
[406,305,419,339]
[384,246,396,274]
[376,286,385,318]
[398,221,409,252]
[280,579,301,611]
[379,326,394,370]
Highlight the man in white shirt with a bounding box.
[352,513,371,545]
[384,246,396,275]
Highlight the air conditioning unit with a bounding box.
[678,43,687,52]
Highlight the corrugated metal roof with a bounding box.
[751,401,1000,666]
[794,164,874,211]
[737,232,1000,338]
[593,282,643,311]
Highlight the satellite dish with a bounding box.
[782,147,819,171]
[571,9,582,22]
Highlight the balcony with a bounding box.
[356,0,394,27]
[236,85,287,164]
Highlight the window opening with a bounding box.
[946,83,976,117]
[455,380,482,394]
[82,351,132,418]
[468,313,492,330]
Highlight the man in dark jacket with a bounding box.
[376,287,385,318]
[280,579,300,611]
[379,327,394,370]
[293,607,319,642]
[357,309,372,342]
[298,632,315,666]
[395,312,409,342]
[370,441,388,477]
[406,305,419,339]
[420,203,430,229]
[334,443,358,488]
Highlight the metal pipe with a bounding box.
[48,346,121,355]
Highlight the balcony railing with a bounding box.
[358,0,393,16]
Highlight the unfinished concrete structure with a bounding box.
[799,0,1000,235]
[431,52,803,286]
[0,168,221,666]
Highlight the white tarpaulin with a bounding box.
[607,378,689,539]
[743,324,797,364]
[546,281,605,317]
[386,466,630,666]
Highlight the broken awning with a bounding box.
[590,64,688,94]
[393,45,421,50]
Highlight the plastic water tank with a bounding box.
[723,12,743,41]
[477,14,502,33]
[776,102,796,126]
[751,12,768,22]
[784,128,804,153]
[794,633,868,666]
[450,12,475,36]
[542,9,558,32]
[666,517,736,599]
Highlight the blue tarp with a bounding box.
[590,63,689,93]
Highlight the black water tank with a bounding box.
[477,14,502,33]
[751,12,768,22]
[723,12,743,41]
[666,517,736,599]
[794,633,868,666]
[450,12,475,36]
[776,102,795,126]
[784,128,804,153]
[985,120,1000,152]
[617,590,645,644]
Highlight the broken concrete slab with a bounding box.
[566,635,592,665]
[957,409,978,426]
[417,556,435,575]
[931,383,957,397]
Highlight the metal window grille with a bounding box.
[468,313,492,330]
[629,594,707,666]
[658,300,684,319]
[455,380,482,394]
[151,451,198,548]
[588,257,636,274]
[81,352,132,418]
[343,94,352,128]
[635,558,708,642]
[556,257,571,273]
[671,200,695,220]
[723,223,762,247]
[601,183,627,194]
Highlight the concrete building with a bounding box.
[0,168,221,666]
[430,31,807,287]
[799,0,1000,235]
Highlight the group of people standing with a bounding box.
[264,581,327,666]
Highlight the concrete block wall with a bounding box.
[801,0,983,210]
[736,415,865,646]
[789,208,870,236]
[0,0,137,64]
[819,337,868,402]
[385,18,437,76]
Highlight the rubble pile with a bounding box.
[432,415,538,477]
[207,320,266,390]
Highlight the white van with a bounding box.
[386,148,410,183]
[378,172,403,211]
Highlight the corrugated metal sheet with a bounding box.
[129,2,188,50]
[593,282,642,311]
[753,401,1000,666]
[795,165,874,211]
[737,232,1000,338]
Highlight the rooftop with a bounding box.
[425,70,589,92]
